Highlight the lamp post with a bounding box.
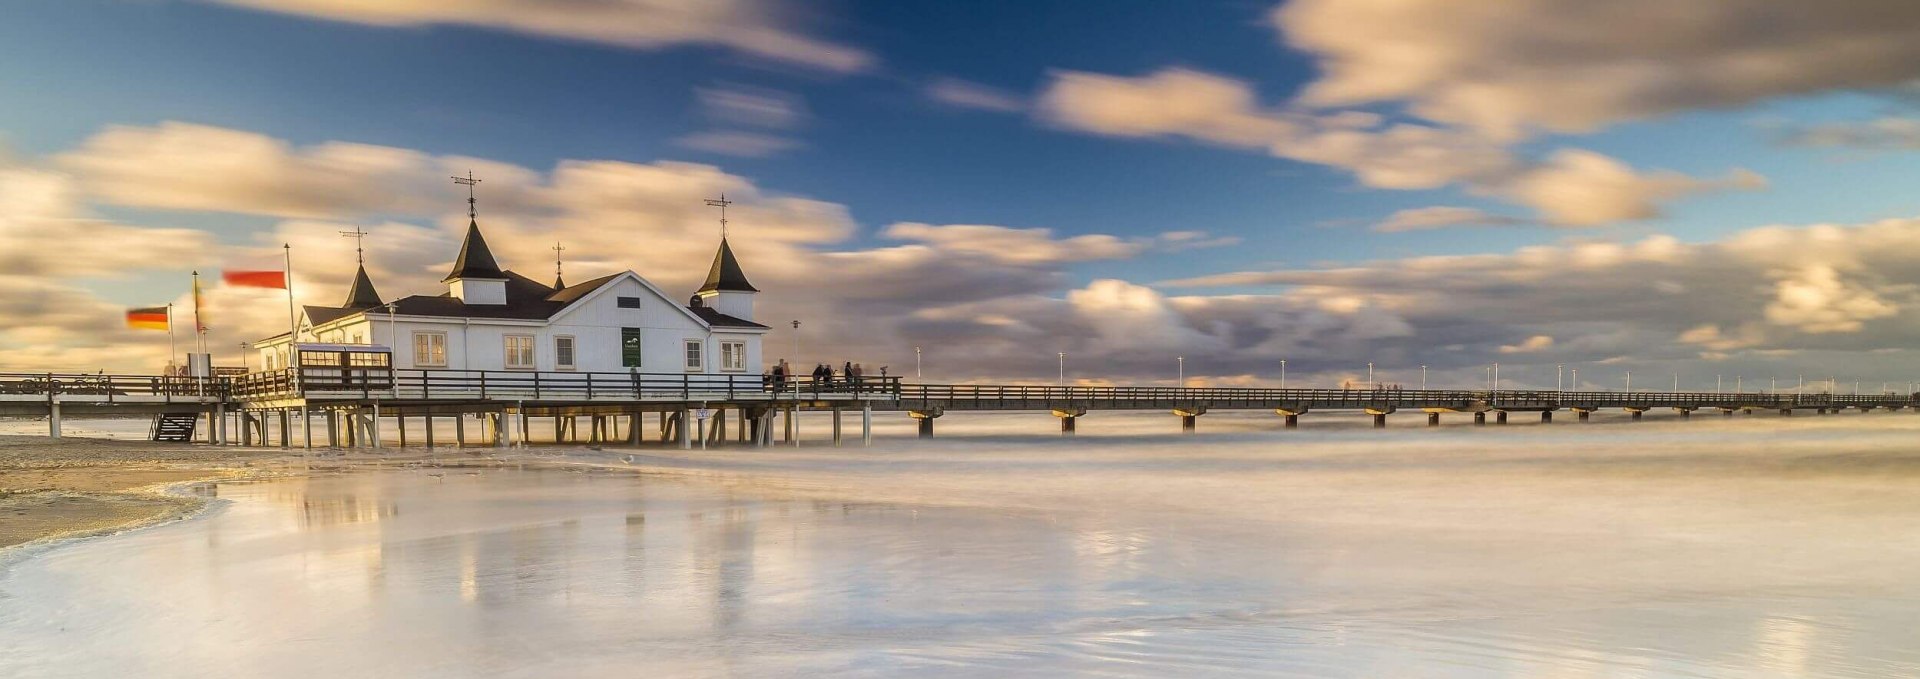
[1280,359,1287,390]
[1625,371,1632,393]
[1571,368,1577,391]
[1557,364,1563,393]
[790,320,801,361]
[1366,362,1373,389]
[1737,376,1742,393]
[1178,356,1186,388]
[1058,352,1066,386]
[915,346,922,379]
[1493,362,1499,394]
[239,342,250,372]
[1716,374,1722,394]
[1422,364,1428,390]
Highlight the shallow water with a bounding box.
[5,414,1920,677]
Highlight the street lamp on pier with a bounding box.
[1280,359,1287,390]
[1422,365,1428,390]
[1058,352,1066,386]
[1178,356,1186,388]
[1367,362,1374,389]
[915,346,921,379]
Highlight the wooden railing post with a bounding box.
[479,372,488,400]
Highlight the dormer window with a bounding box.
[616,296,641,309]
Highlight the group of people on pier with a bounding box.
[764,359,886,391]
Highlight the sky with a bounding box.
[9,0,1920,391]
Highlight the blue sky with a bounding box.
[9,0,1920,385]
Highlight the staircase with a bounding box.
[150,412,198,442]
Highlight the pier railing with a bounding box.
[891,384,1915,410]
[0,372,226,401]
[226,367,904,402]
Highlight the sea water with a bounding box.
[3,412,1920,677]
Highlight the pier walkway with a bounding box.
[1,368,1913,446]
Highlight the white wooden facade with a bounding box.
[253,253,766,376]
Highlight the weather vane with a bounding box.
[453,170,482,219]
[339,226,370,265]
[704,193,733,239]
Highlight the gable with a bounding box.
[547,271,712,330]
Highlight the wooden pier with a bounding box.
[1,368,1913,447]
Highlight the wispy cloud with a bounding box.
[199,0,875,73]
[925,78,1026,113]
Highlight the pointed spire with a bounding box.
[443,220,506,282]
[698,237,757,293]
[343,264,382,308]
[552,241,566,289]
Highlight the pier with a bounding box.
[2,366,1914,447]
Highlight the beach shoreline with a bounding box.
[0,435,291,550]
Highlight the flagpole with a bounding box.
[284,244,298,344]
[192,271,207,356]
[166,303,177,374]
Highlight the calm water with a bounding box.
[5,415,1920,677]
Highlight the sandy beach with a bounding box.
[0,435,288,548]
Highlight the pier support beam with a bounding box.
[677,409,692,450]
[1054,408,1086,436]
[1495,411,1508,425]
[1175,406,1207,434]
[862,402,873,447]
[1275,408,1306,429]
[1427,412,1440,427]
[1541,410,1553,423]
[831,409,843,447]
[1628,409,1645,421]
[1474,412,1486,426]
[910,408,943,439]
[1575,409,1593,422]
[454,414,466,448]
[1365,407,1394,429]
[326,410,340,448]
[279,410,290,448]
[46,401,60,439]
[1677,408,1692,419]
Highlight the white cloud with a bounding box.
[881,223,1229,265]
[1764,264,1900,333]
[926,78,1026,113]
[1035,67,1763,226]
[1373,206,1524,233]
[697,85,806,129]
[1772,117,1920,150]
[200,0,873,73]
[1276,0,1920,137]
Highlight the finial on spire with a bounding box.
[704,193,733,239]
[339,226,370,265]
[453,170,482,219]
[552,241,567,288]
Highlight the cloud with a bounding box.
[1035,68,1763,226]
[1276,0,1920,137]
[1499,335,1554,354]
[1763,264,1899,333]
[674,131,803,157]
[56,122,446,219]
[697,85,806,129]
[1373,206,1525,233]
[200,0,874,73]
[926,78,1027,113]
[1497,150,1767,225]
[1771,117,1920,150]
[880,223,1229,265]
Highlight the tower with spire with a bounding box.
[444,171,509,305]
[339,226,382,308]
[696,195,757,321]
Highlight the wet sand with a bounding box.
[0,435,282,548]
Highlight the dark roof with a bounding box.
[690,305,769,329]
[442,220,506,282]
[343,264,383,308]
[698,238,758,293]
[296,270,761,330]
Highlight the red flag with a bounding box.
[223,270,286,288]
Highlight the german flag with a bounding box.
[126,306,169,330]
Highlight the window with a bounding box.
[504,335,535,370]
[684,339,703,371]
[621,327,643,368]
[412,332,447,367]
[720,341,746,372]
[350,332,363,345]
[555,336,575,370]
[616,296,641,309]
